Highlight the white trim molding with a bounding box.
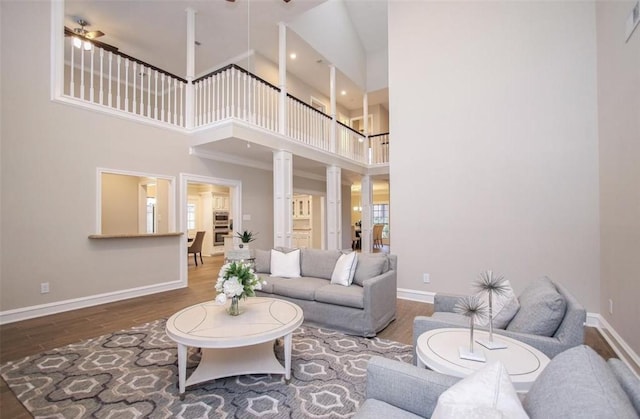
[397,288,436,304]
[0,280,185,325]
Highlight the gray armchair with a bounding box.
[413,277,586,361]
[355,346,640,419]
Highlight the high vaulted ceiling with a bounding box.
[63,0,388,112]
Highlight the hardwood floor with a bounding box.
[0,255,616,417]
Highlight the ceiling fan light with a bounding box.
[73,37,82,49]
[83,40,92,51]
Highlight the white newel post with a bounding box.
[278,22,287,135]
[326,166,342,250]
[361,175,373,253]
[273,151,293,248]
[329,65,337,153]
[363,93,371,163]
[185,7,197,129]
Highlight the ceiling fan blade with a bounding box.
[85,30,105,39]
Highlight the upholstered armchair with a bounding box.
[413,277,587,361]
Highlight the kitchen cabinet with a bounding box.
[292,195,312,219]
[213,194,229,211]
[292,231,311,248]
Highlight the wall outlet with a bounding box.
[423,273,430,284]
[609,299,613,315]
[40,282,50,294]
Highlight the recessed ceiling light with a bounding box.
[341,90,347,96]
[290,53,297,60]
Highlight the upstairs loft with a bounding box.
[56,22,390,181]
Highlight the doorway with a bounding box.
[180,174,242,286]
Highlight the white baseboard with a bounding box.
[0,280,186,325]
[397,288,639,377]
[397,288,435,304]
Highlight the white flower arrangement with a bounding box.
[214,261,266,305]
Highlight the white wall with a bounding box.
[596,1,640,355]
[388,2,600,310]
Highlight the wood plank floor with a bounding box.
[0,255,616,417]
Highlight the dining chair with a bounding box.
[188,231,206,266]
[373,224,384,248]
[351,226,361,250]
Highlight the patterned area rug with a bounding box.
[1,319,412,418]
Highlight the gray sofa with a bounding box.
[413,277,586,360]
[355,345,640,418]
[253,248,397,337]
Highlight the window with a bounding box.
[373,204,390,238]
[187,203,196,230]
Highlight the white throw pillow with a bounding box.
[476,280,520,328]
[330,252,358,286]
[270,249,301,278]
[432,361,529,419]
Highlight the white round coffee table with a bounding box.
[416,328,550,392]
[166,297,303,396]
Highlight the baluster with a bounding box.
[107,51,113,107]
[124,59,129,112]
[173,78,178,125]
[139,65,144,116]
[209,77,213,123]
[225,70,229,118]
[99,48,104,104]
[69,39,75,97]
[215,74,220,121]
[116,55,121,109]
[168,76,172,123]
[197,81,201,126]
[160,74,165,121]
[180,82,184,127]
[153,71,158,120]
[80,45,85,100]
[132,62,137,114]
[147,67,151,117]
[89,47,95,102]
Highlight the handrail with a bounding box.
[337,120,365,137]
[286,93,332,119]
[64,28,187,83]
[369,132,390,139]
[194,64,280,92]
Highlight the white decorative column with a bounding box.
[185,7,197,129]
[329,65,337,153]
[326,166,342,250]
[278,22,287,135]
[273,151,293,248]
[360,175,373,253]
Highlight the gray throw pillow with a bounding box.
[524,345,637,418]
[506,277,566,337]
[353,254,388,286]
[254,249,271,273]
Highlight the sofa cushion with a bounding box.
[432,361,528,419]
[506,277,566,336]
[608,358,640,414]
[524,345,637,418]
[331,252,358,286]
[270,249,301,278]
[355,399,423,419]
[271,277,327,301]
[254,249,271,274]
[353,254,389,286]
[475,280,520,329]
[315,283,365,309]
[301,248,342,280]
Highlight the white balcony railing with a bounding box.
[62,40,389,165]
[63,34,187,127]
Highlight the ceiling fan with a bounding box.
[64,18,118,52]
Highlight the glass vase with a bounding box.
[228,296,241,316]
